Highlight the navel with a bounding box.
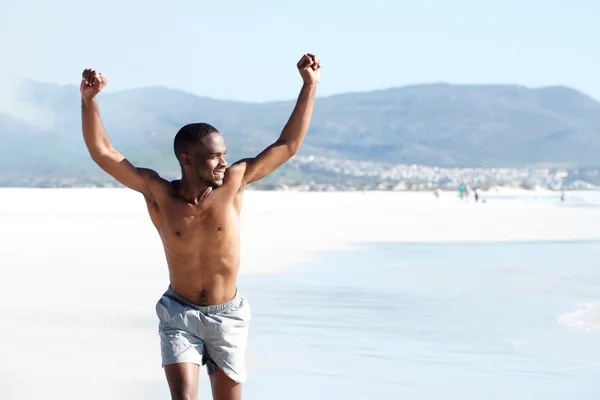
[175,232,181,237]
[217,226,223,232]
[196,289,208,305]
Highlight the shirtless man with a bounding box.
[80,53,321,400]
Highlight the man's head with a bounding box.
[173,123,227,188]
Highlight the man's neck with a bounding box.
[176,176,213,204]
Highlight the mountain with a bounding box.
[1,80,600,184]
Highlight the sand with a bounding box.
[0,188,599,399]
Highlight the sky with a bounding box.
[0,0,599,103]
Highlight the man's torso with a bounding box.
[142,166,245,306]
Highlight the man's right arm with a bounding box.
[80,69,157,195]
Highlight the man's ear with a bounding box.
[180,153,192,166]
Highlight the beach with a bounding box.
[0,188,599,399]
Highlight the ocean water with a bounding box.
[211,241,600,400]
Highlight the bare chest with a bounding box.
[167,209,237,239]
[147,199,239,249]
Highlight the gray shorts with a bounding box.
[155,286,251,383]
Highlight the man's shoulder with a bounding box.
[214,164,247,200]
[224,163,247,184]
[137,167,162,181]
[227,161,249,173]
[136,168,171,186]
[136,168,173,198]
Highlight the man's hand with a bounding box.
[80,68,107,102]
[297,53,321,86]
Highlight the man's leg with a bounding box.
[209,368,242,400]
[201,293,250,400]
[164,363,200,400]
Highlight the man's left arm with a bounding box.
[236,53,321,186]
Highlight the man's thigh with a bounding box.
[165,362,200,400]
[210,368,242,400]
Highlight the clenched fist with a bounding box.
[80,69,107,101]
[297,54,321,86]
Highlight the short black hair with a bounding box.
[173,123,219,160]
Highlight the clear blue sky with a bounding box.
[1,0,598,102]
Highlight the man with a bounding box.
[80,53,321,400]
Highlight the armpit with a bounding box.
[143,193,160,211]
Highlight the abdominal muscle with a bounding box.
[159,225,241,306]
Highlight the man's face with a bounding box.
[181,132,228,188]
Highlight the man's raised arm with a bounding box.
[236,54,321,186]
[81,69,156,195]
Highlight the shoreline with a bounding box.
[1,188,599,279]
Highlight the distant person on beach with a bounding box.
[80,53,321,400]
[458,184,466,200]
